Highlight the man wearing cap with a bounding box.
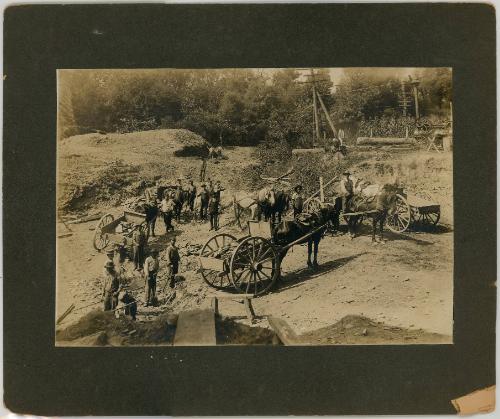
[102,261,120,311]
[340,172,354,211]
[166,237,180,289]
[132,224,146,271]
[143,249,160,306]
[160,193,175,232]
[291,185,304,218]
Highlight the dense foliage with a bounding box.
[59,68,452,146]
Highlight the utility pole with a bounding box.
[399,81,409,116]
[408,76,420,119]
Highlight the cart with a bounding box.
[384,193,440,233]
[198,219,328,296]
[92,210,148,251]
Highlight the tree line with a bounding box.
[58,68,452,146]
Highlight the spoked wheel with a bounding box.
[230,236,280,296]
[93,213,114,251]
[304,198,322,214]
[386,194,411,233]
[199,233,237,289]
[412,207,441,231]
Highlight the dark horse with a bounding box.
[172,188,190,222]
[344,184,400,243]
[273,204,339,268]
[143,203,159,238]
[256,187,290,226]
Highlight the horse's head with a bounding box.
[258,187,276,207]
[316,203,339,225]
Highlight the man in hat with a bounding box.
[198,183,210,220]
[166,237,180,289]
[102,261,120,311]
[143,248,160,306]
[339,171,354,211]
[160,192,175,232]
[132,224,146,271]
[291,185,304,218]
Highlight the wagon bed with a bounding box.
[93,209,147,251]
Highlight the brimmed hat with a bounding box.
[342,171,351,176]
[105,260,114,269]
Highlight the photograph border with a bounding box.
[3,3,496,415]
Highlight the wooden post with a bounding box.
[319,177,325,203]
[405,126,409,139]
[316,90,338,137]
[313,85,320,145]
[370,128,373,138]
[413,84,419,119]
[211,297,219,316]
[244,298,256,322]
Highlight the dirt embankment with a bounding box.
[57,129,261,213]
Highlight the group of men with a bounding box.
[102,234,180,314]
[208,145,223,159]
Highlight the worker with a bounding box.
[208,145,215,160]
[212,180,224,202]
[166,237,180,289]
[102,260,120,311]
[291,185,304,218]
[143,249,160,306]
[187,180,196,212]
[145,180,160,206]
[198,183,210,220]
[339,171,354,211]
[160,193,175,232]
[132,224,146,271]
[208,194,219,231]
[105,249,115,268]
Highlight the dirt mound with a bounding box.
[56,310,176,346]
[216,318,275,345]
[299,315,450,345]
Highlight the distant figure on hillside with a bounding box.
[216,145,223,159]
[208,145,216,160]
[166,237,180,289]
[198,183,210,220]
[132,224,146,271]
[160,194,175,232]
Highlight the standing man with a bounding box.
[339,171,354,212]
[198,183,210,220]
[187,180,196,212]
[208,194,219,231]
[132,224,146,271]
[143,249,159,306]
[102,260,120,311]
[160,193,175,232]
[291,185,304,218]
[166,237,180,289]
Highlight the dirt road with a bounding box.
[56,205,453,344]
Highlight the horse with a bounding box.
[273,203,339,268]
[256,186,290,225]
[172,188,190,222]
[143,203,159,238]
[344,184,400,243]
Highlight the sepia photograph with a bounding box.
[55,67,453,346]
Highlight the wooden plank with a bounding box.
[173,309,216,346]
[268,316,303,346]
[199,256,226,272]
[356,137,416,145]
[210,293,254,300]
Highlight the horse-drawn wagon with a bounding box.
[92,210,148,251]
[199,208,335,296]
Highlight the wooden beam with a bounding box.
[316,90,337,137]
[268,316,303,346]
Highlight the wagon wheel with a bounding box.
[304,198,322,214]
[93,213,114,251]
[230,236,280,296]
[414,208,441,231]
[386,194,411,233]
[199,233,238,289]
